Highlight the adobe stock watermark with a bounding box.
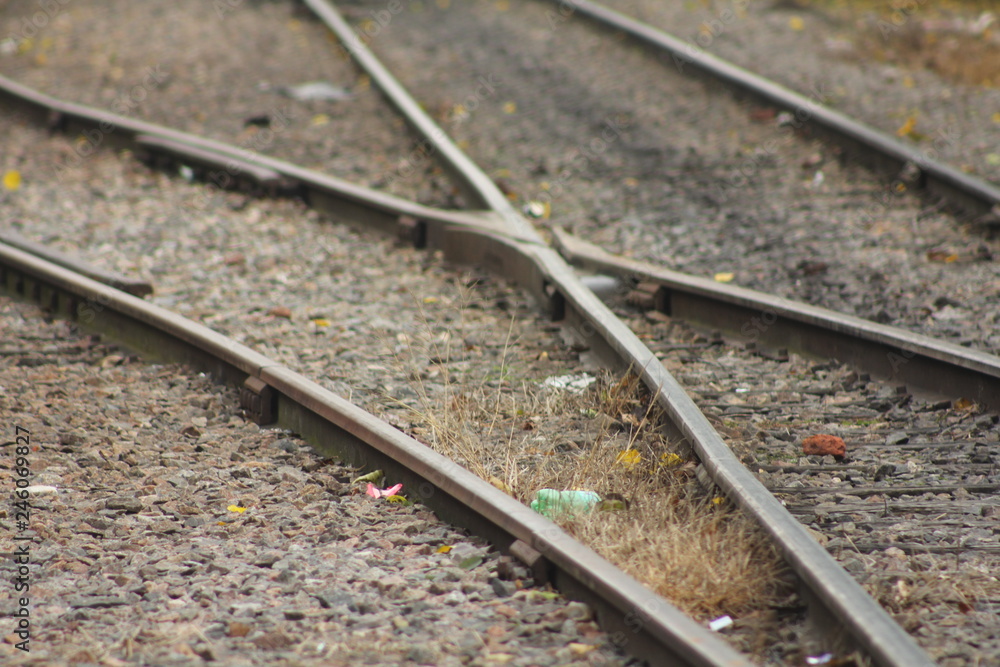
[541,0,583,32]
[376,74,501,190]
[189,105,296,210]
[332,0,418,58]
[525,114,631,213]
[47,65,169,178]
[874,0,929,40]
[715,82,828,201]
[857,122,961,227]
[670,0,754,73]
[2,0,73,51]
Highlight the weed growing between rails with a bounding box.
[376,284,793,630]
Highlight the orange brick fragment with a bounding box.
[802,434,846,458]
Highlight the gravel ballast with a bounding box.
[0,297,628,666]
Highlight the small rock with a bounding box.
[442,590,465,606]
[251,630,294,650]
[105,496,143,513]
[253,551,283,568]
[407,646,438,664]
[801,434,846,458]
[885,431,910,445]
[489,577,514,598]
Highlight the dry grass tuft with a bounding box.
[807,0,1000,87]
[382,290,792,620]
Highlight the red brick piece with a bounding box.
[802,434,846,458]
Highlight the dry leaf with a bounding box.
[3,170,21,191]
[896,115,918,138]
[615,449,642,467]
[927,250,959,263]
[268,306,292,319]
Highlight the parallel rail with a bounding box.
[552,0,1000,225]
[0,0,971,661]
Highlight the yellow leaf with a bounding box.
[489,476,513,494]
[953,398,976,411]
[3,170,21,191]
[352,469,384,485]
[227,505,247,513]
[310,114,330,126]
[615,449,642,467]
[436,545,453,553]
[660,452,683,466]
[992,112,1000,124]
[902,75,914,89]
[312,318,331,327]
[711,496,725,505]
[386,494,409,504]
[896,115,918,138]
[788,16,804,31]
[714,272,734,283]
[503,101,517,114]
[423,296,439,304]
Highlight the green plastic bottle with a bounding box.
[530,489,601,518]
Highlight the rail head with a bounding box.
[554,0,1000,224]
[0,240,750,667]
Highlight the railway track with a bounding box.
[2,0,998,665]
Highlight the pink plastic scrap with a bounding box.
[366,482,403,499]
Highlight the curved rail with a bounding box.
[0,243,748,667]
[554,229,1000,412]
[0,9,940,663]
[549,0,1000,224]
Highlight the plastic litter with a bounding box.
[531,489,601,518]
[542,373,596,394]
[260,81,354,102]
[708,615,733,632]
[23,485,58,495]
[579,274,621,301]
[365,482,403,499]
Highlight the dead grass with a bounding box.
[381,289,793,621]
[804,0,1000,87]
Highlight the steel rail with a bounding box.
[0,27,936,664]
[305,2,935,664]
[553,228,1000,412]
[549,0,1000,223]
[0,230,153,298]
[0,242,749,667]
[301,0,538,239]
